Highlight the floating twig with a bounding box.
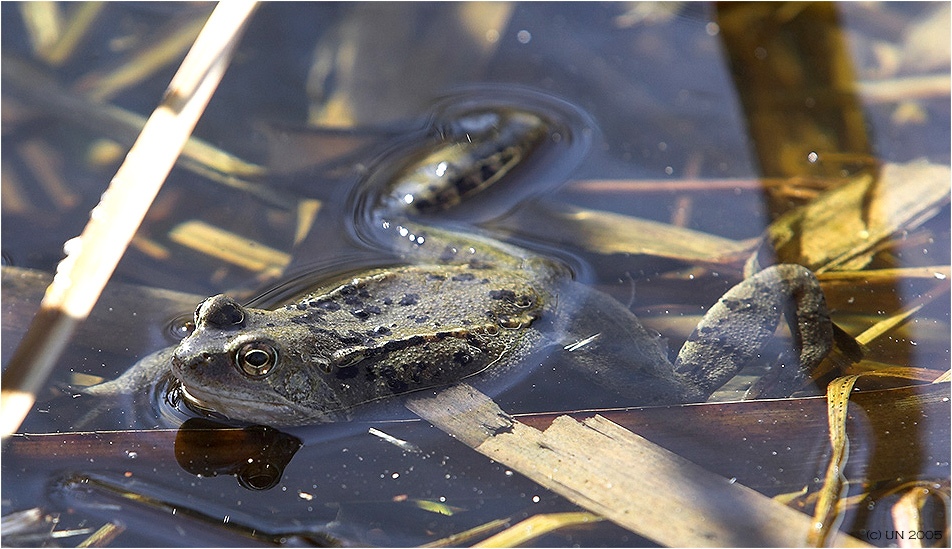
[406,383,873,547]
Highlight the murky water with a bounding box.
[2,2,949,547]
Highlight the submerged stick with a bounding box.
[0,1,258,439]
[407,384,872,547]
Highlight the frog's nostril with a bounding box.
[172,352,212,372]
[171,354,186,373]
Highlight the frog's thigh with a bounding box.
[557,284,685,404]
[673,264,832,400]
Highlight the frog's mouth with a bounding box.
[169,354,277,416]
[170,354,356,425]
[176,380,308,425]
[174,377,264,410]
[176,383,218,414]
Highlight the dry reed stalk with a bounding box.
[2,56,268,181]
[75,17,207,102]
[17,139,78,209]
[76,522,124,548]
[0,1,259,439]
[855,281,950,346]
[472,513,604,547]
[419,518,512,547]
[567,176,834,194]
[168,220,291,274]
[407,383,872,547]
[858,74,951,103]
[44,2,106,67]
[809,374,862,546]
[18,1,62,59]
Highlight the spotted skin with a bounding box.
[169,247,832,425]
[96,104,835,426]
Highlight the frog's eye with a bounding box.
[197,295,246,330]
[235,341,278,378]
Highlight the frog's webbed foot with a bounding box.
[673,264,834,401]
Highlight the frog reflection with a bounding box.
[168,99,835,426]
[174,418,301,491]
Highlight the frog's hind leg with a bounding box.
[555,281,688,405]
[673,264,833,401]
[369,212,556,279]
[357,103,569,272]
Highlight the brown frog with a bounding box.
[163,104,833,425]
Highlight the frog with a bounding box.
[163,101,835,426]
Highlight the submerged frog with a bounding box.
[87,100,833,426]
[162,102,834,426]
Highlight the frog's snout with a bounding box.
[171,351,212,376]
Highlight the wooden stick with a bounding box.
[0,1,258,439]
[407,384,872,547]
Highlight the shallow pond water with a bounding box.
[2,2,949,547]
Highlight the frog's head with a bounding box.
[171,295,345,425]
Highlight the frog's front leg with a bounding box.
[77,346,177,428]
[673,264,833,401]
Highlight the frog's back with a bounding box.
[292,263,545,345]
[263,264,549,415]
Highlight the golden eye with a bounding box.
[235,342,277,378]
